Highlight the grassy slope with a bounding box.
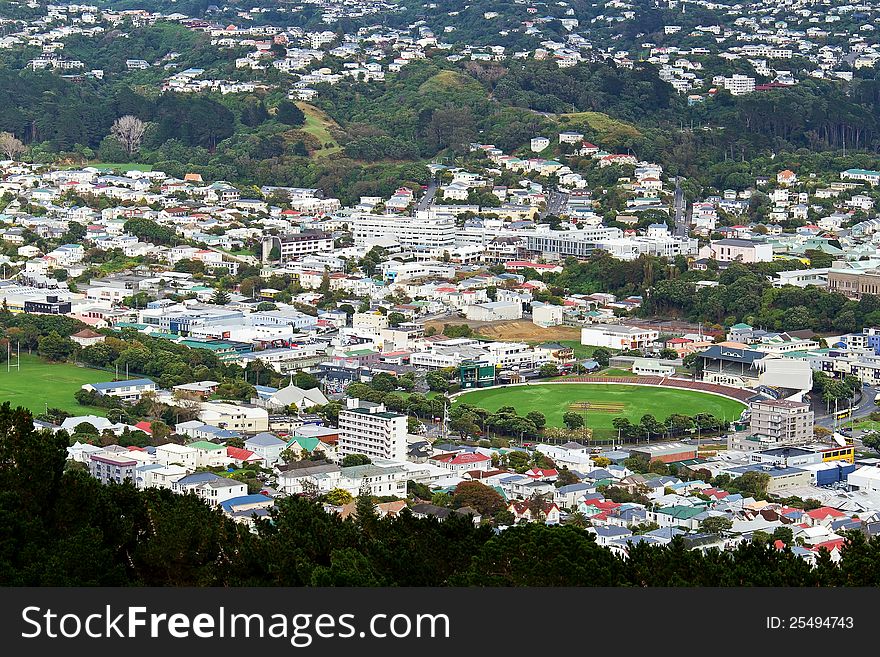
[558,111,643,146]
[295,102,342,156]
[418,69,484,95]
[0,354,110,416]
[524,340,601,360]
[455,383,746,438]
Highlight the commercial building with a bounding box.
[747,444,854,467]
[338,398,407,462]
[630,442,697,464]
[382,261,455,284]
[524,226,620,259]
[725,464,812,493]
[827,267,880,300]
[459,361,496,389]
[350,212,455,252]
[848,466,880,493]
[748,399,814,446]
[595,236,699,261]
[24,294,72,315]
[532,303,564,327]
[464,300,522,322]
[483,341,539,370]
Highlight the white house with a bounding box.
[581,324,659,351]
[699,238,773,263]
[558,131,584,144]
[187,440,232,468]
[154,443,198,470]
[244,432,288,467]
[192,478,249,506]
[530,137,550,153]
[81,378,157,403]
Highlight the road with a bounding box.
[815,386,877,432]
[673,176,688,237]
[417,178,439,212]
[421,309,458,323]
[542,190,569,219]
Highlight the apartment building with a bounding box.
[483,341,540,370]
[262,231,334,263]
[154,443,199,470]
[88,452,137,485]
[749,399,814,446]
[717,74,755,95]
[338,398,407,462]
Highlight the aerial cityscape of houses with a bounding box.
[2,0,880,570]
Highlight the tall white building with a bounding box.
[338,399,408,462]
[716,73,755,95]
[525,226,621,259]
[350,212,455,252]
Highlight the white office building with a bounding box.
[350,212,456,251]
[525,228,615,258]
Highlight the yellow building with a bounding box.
[821,445,855,464]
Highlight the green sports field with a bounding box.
[455,383,746,438]
[0,354,109,416]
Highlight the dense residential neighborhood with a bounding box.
[2,0,880,589]
[3,144,880,559]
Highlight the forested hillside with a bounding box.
[1,10,880,201]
